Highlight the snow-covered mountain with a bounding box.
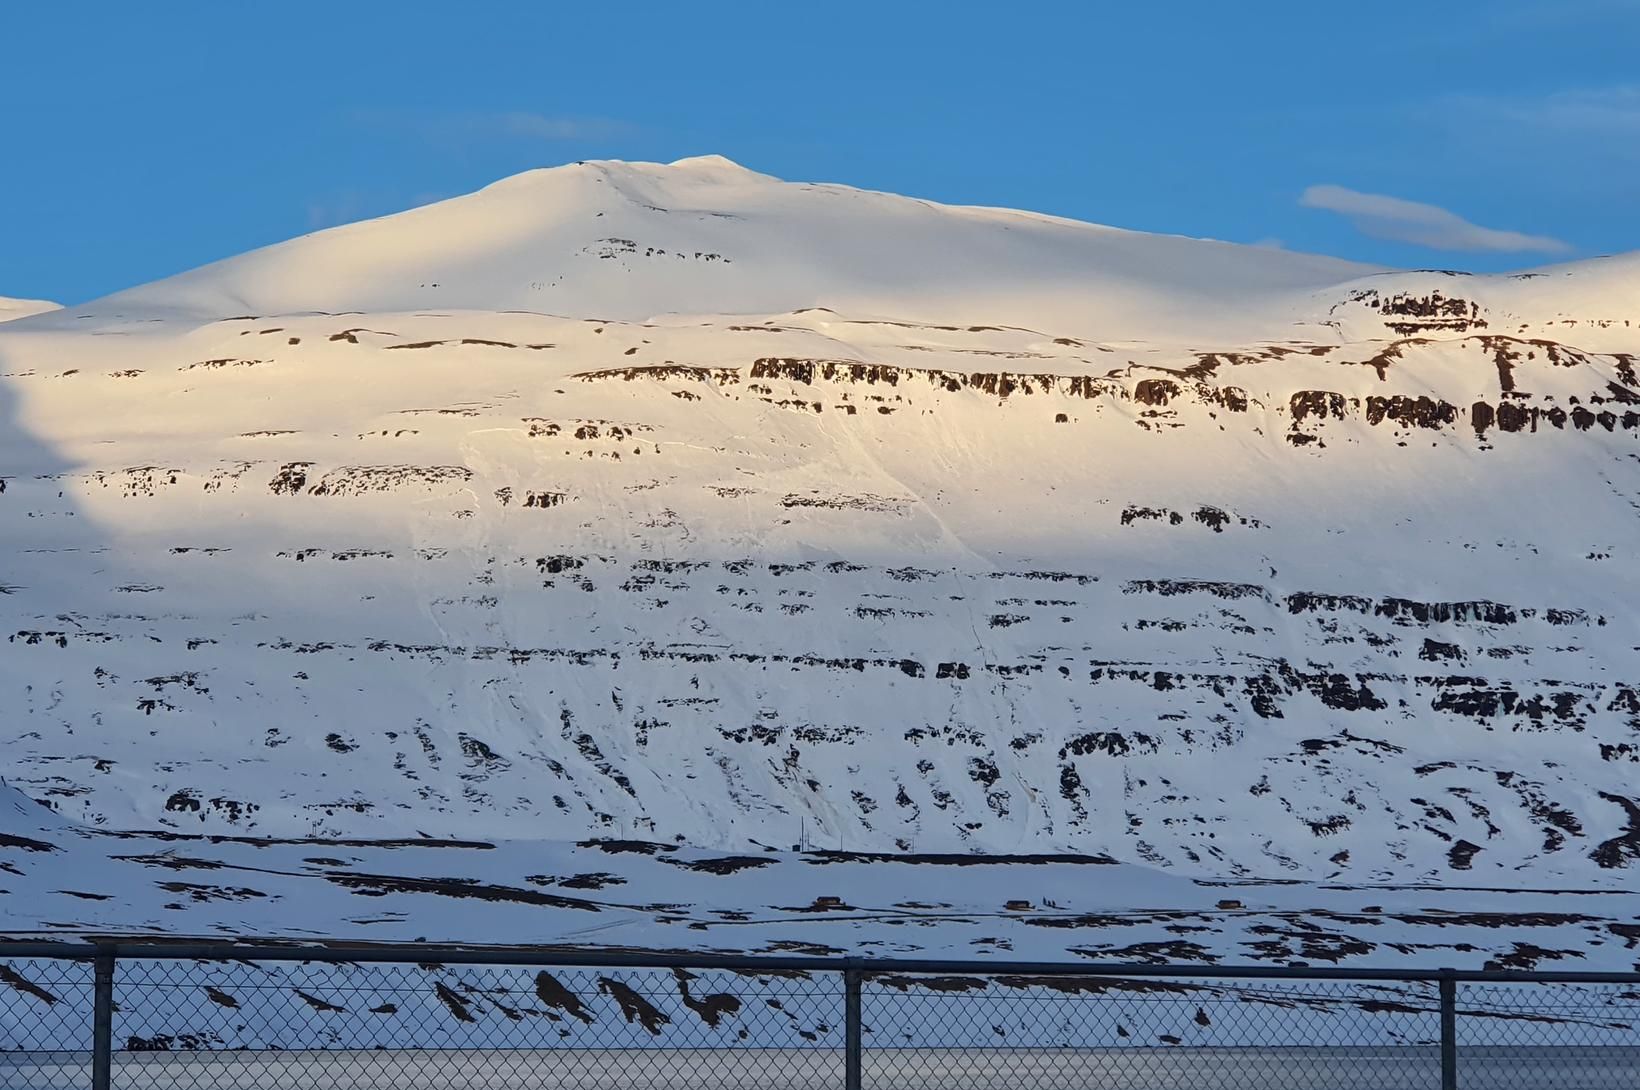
[4,157,1640,949]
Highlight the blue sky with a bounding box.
[4,1,1638,304]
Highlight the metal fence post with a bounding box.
[844,967,862,1090]
[1439,969,1457,1090]
[91,947,114,1090]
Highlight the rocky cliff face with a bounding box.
[2,159,1638,903]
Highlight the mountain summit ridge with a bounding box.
[37,156,1386,341]
[0,295,60,323]
[17,158,1627,358]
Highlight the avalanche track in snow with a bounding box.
[3,156,1640,953]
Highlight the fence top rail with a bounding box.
[2,939,1639,984]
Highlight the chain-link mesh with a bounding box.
[864,972,1443,1090]
[1456,982,1640,1090]
[110,959,841,1089]
[7,953,1640,1089]
[0,956,95,1090]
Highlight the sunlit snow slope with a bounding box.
[0,295,58,323]
[4,156,1640,915]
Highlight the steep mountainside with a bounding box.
[3,158,1640,934]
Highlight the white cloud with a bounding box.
[1299,185,1571,254]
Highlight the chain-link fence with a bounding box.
[2,943,1637,1089]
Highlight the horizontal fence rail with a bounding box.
[2,941,1638,1090]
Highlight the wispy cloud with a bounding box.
[479,111,634,142]
[1432,86,1640,173]
[304,191,371,230]
[1299,185,1571,254]
[1472,85,1640,136]
[349,108,636,147]
[303,188,455,232]
[1484,0,1640,29]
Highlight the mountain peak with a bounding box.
[0,296,61,323]
[666,153,759,173]
[78,157,1375,339]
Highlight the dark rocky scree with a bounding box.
[1120,506,1264,532]
[1284,338,1640,446]
[1342,289,1488,335]
[575,356,1253,416]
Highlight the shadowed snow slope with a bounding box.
[4,158,1640,950]
[5,781,1638,973]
